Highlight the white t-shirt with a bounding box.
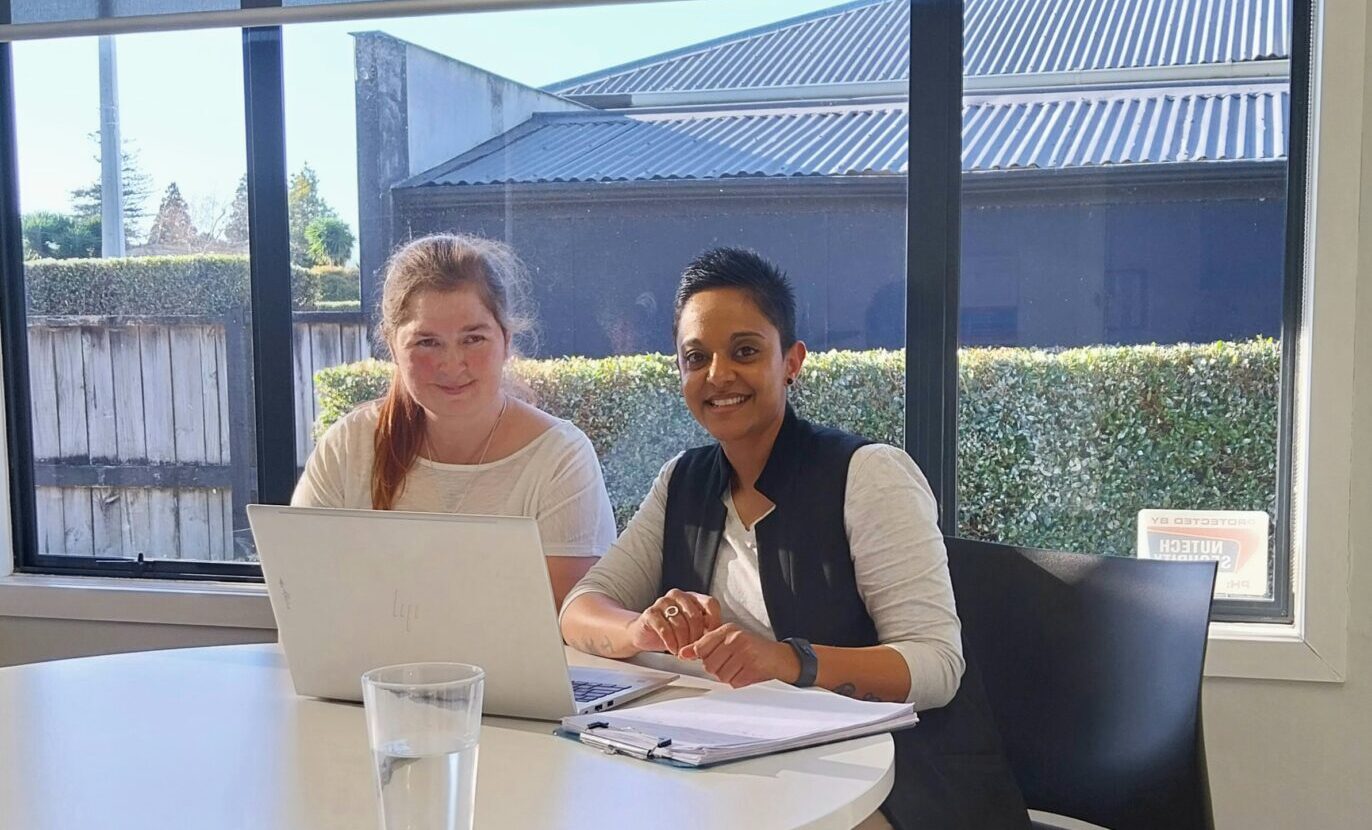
[291,402,618,558]
[562,444,965,708]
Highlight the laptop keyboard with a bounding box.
[572,679,632,703]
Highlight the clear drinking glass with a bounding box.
[362,663,485,830]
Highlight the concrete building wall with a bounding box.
[403,47,583,178]
[352,33,583,314]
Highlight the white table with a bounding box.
[0,644,893,829]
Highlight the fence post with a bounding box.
[223,310,258,559]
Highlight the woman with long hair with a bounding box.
[559,248,1027,830]
[293,233,616,608]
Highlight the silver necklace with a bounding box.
[424,394,509,515]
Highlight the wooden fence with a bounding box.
[28,312,371,562]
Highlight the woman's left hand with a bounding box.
[678,623,801,688]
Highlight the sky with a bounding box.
[10,0,844,243]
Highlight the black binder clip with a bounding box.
[578,723,673,760]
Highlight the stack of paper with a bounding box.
[561,680,918,767]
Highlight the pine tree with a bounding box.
[69,135,154,243]
[147,183,197,246]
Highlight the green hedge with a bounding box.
[956,341,1278,556]
[314,340,1279,553]
[316,300,362,312]
[25,254,328,314]
[315,266,361,302]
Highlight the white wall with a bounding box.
[0,617,273,667]
[1201,297,1372,820]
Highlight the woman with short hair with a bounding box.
[559,247,1026,830]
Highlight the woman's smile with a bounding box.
[704,392,751,411]
[434,378,477,396]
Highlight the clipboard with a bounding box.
[559,680,918,767]
[574,722,677,760]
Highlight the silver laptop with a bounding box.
[247,505,674,720]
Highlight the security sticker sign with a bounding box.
[1137,510,1270,599]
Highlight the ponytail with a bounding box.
[370,371,426,510]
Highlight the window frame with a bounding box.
[0,7,296,581]
[935,0,1314,625]
[0,0,1356,681]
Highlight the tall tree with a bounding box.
[69,135,153,242]
[304,217,355,266]
[288,162,338,266]
[147,183,197,246]
[224,174,250,246]
[22,212,101,259]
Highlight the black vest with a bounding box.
[661,408,1029,830]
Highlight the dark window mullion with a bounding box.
[242,19,297,507]
[0,13,41,570]
[1210,0,1311,624]
[905,0,962,531]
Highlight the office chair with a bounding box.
[945,536,1217,830]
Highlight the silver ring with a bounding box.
[663,605,681,619]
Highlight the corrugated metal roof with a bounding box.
[411,105,910,186]
[553,0,908,96]
[403,84,1287,188]
[963,84,1288,170]
[550,0,1289,97]
[965,0,1290,76]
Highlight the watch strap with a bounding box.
[784,637,819,687]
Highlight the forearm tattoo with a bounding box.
[576,634,617,657]
[833,682,888,702]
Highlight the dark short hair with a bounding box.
[673,247,797,348]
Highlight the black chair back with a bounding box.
[945,536,1217,830]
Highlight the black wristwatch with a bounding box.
[783,637,819,687]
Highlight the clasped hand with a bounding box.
[627,589,799,688]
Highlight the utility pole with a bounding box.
[98,35,124,257]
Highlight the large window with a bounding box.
[0,0,1310,627]
[1,0,911,578]
[11,28,258,572]
[955,0,1300,620]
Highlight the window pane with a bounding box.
[956,0,1290,607]
[14,29,258,563]
[284,0,907,526]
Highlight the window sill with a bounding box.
[1203,621,1345,683]
[0,574,275,630]
[0,575,1345,682]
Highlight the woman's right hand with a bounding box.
[628,589,723,656]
